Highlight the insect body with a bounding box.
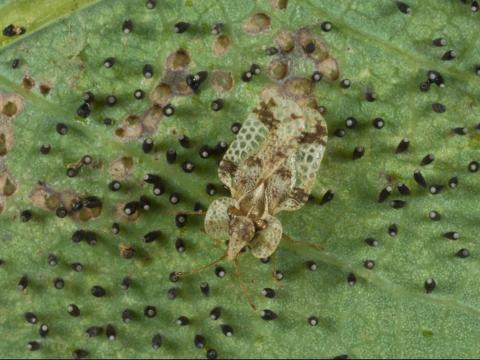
[205,91,327,260]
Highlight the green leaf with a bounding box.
[0,0,479,358]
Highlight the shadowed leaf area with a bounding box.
[0,0,479,358]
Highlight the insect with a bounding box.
[175,90,327,308]
[205,90,327,261]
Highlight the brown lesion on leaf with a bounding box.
[243,13,271,34]
[108,156,133,180]
[0,163,13,213]
[295,96,318,110]
[211,70,234,93]
[39,82,52,96]
[0,93,24,215]
[0,135,8,157]
[261,84,318,111]
[268,59,289,80]
[297,28,329,62]
[0,122,14,156]
[253,98,280,130]
[29,182,101,222]
[2,102,17,117]
[284,77,313,99]
[262,75,318,110]
[150,83,173,107]
[275,30,295,53]
[166,49,190,71]
[141,105,163,133]
[22,75,35,90]
[30,183,64,211]
[1,93,24,118]
[162,70,193,96]
[116,115,143,139]
[0,169,17,196]
[316,57,339,81]
[149,49,195,109]
[271,0,288,9]
[212,35,231,56]
[115,105,163,141]
[266,26,340,85]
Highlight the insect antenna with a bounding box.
[169,210,206,217]
[282,234,323,251]
[270,252,278,281]
[234,256,257,311]
[175,254,226,277]
[178,210,206,216]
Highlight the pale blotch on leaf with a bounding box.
[62,191,102,221]
[212,35,231,56]
[275,30,295,53]
[166,49,191,71]
[316,57,340,81]
[157,50,194,98]
[211,70,234,93]
[243,13,271,34]
[166,72,193,95]
[108,156,133,179]
[268,59,289,80]
[0,93,24,118]
[116,106,163,140]
[261,85,317,111]
[297,28,329,62]
[271,0,288,9]
[0,169,17,197]
[150,83,173,106]
[29,182,101,221]
[141,105,163,134]
[116,115,143,139]
[283,77,314,100]
[0,122,14,156]
[31,183,69,211]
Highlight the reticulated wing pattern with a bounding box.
[249,215,283,259]
[219,94,303,198]
[231,156,264,201]
[218,112,269,195]
[256,110,306,180]
[276,106,327,212]
[204,197,237,241]
[265,167,293,214]
[219,93,327,215]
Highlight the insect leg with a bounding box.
[234,257,257,311]
[175,253,227,277]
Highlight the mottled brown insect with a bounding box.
[205,90,327,260]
